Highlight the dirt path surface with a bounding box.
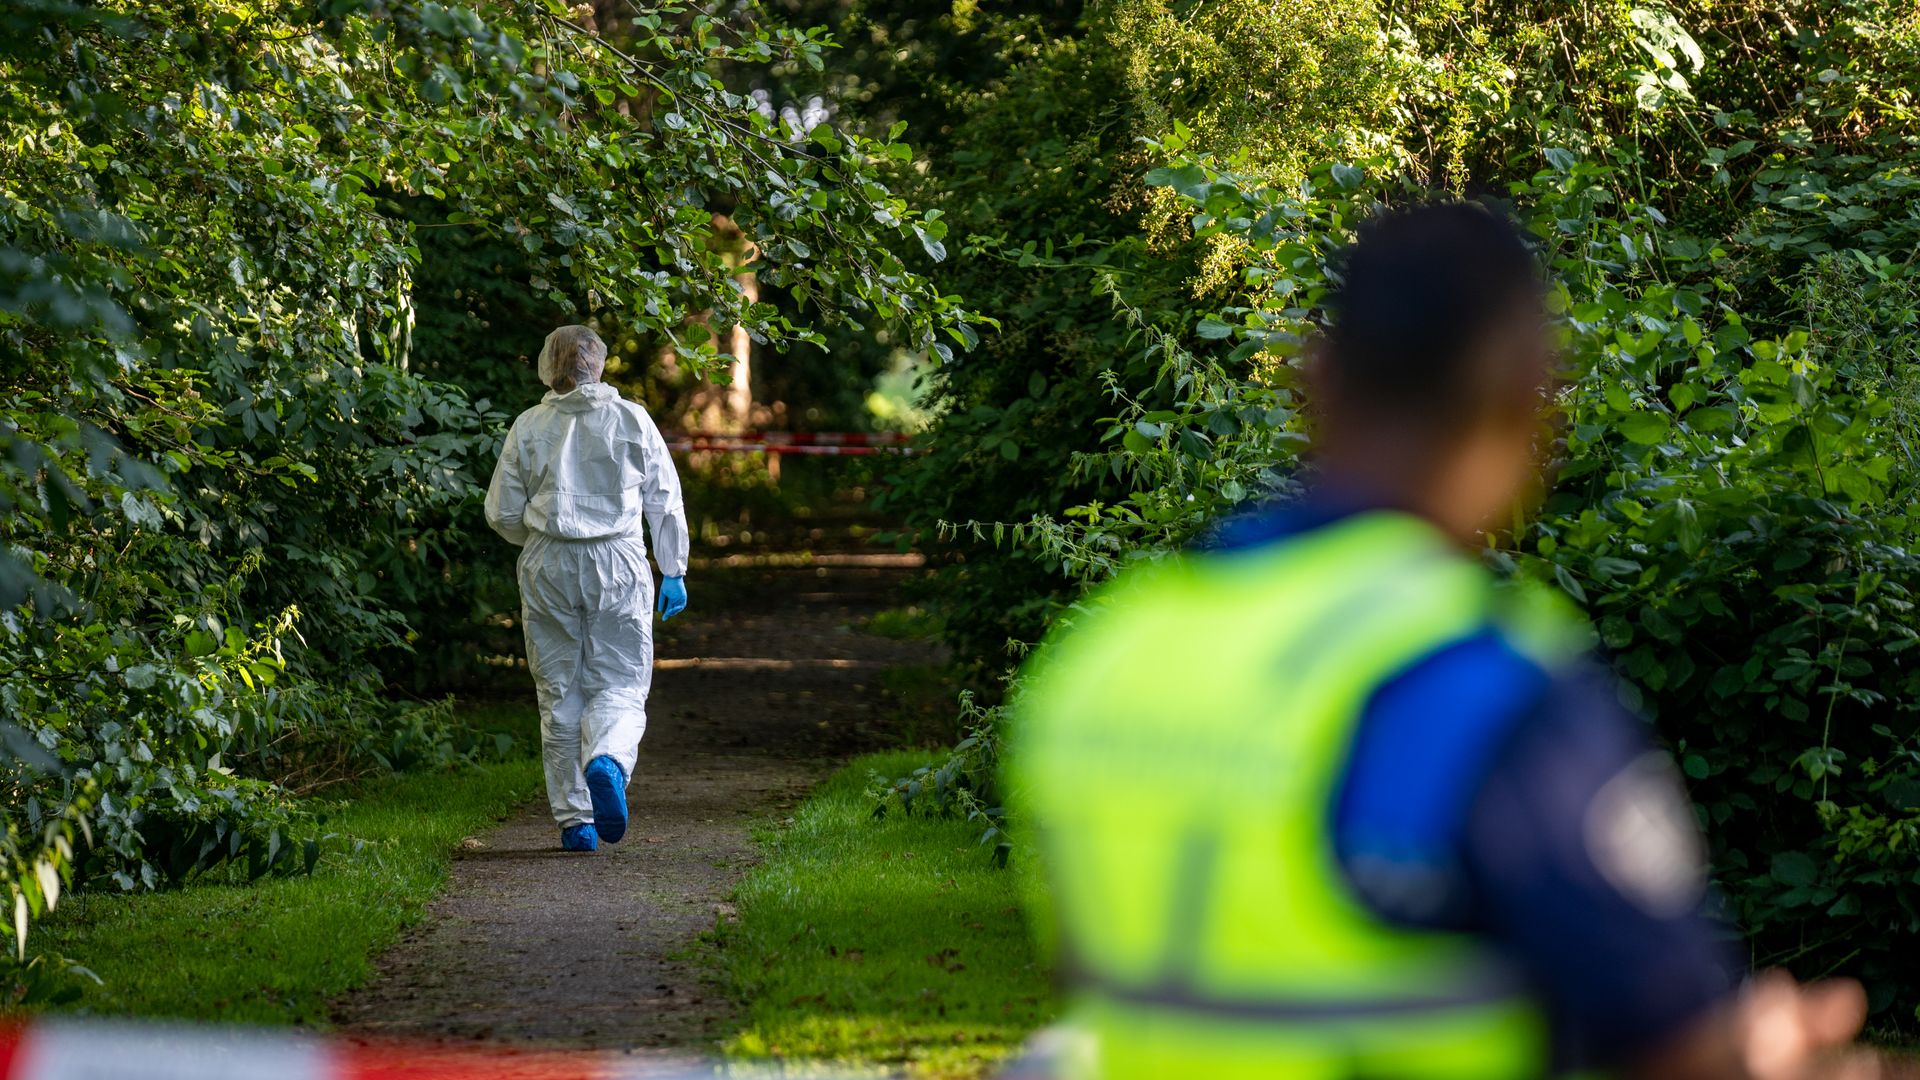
[333,549,937,1062]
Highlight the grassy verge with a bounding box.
[33,705,543,1024]
[715,750,1055,1079]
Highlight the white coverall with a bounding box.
[483,382,689,829]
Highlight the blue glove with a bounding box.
[657,575,688,621]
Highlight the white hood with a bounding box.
[544,382,622,413]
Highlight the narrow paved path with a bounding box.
[333,550,937,1062]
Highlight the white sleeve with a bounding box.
[484,420,532,547]
[635,410,690,577]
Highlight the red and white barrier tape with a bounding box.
[661,432,922,456]
[663,431,913,447]
[0,1020,879,1080]
[665,442,920,457]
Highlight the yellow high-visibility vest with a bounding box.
[1011,510,1588,1079]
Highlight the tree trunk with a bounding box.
[724,265,757,422]
[676,214,757,434]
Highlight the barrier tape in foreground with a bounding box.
[0,1020,903,1080]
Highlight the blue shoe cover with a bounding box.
[561,823,598,852]
[584,755,628,843]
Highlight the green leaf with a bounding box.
[1619,411,1669,445]
[1592,555,1643,581]
[1673,499,1703,555]
[1143,164,1210,200]
[1770,851,1819,889]
[1689,405,1737,432]
[1641,605,1684,643]
[1553,563,1587,604]
[915,227,947,262]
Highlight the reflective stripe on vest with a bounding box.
[1080,958,1529,1020]
[1011,511,1576,1080]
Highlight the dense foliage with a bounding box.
[824,0,1920,1022]
[0,0,971,956]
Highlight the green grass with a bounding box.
[33,717,543,1024]
[715,751,1055,1079]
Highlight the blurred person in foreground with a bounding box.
[1007,203,1889,1079]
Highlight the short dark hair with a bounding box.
[1322,201,1541,418]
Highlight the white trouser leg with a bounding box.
[519,535,654,828]
[577,550,653,783]
[523,604,595,828]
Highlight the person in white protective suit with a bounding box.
[484,325,691,853]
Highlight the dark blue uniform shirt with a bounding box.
[1209,498,1739,1071]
